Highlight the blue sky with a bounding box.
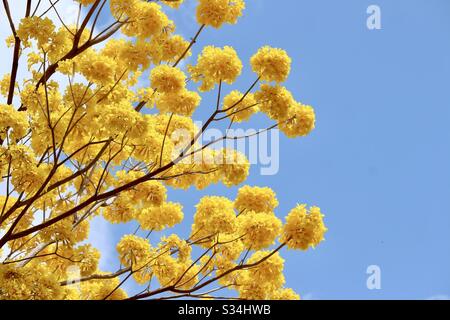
[167,0,450,299]
[86,0,449,299]
[1,0,449,301]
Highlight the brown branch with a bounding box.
[60,267,131,286]
[2,0,31,105]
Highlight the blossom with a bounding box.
[78,51,116,85]
[150,65,186,94]
[76,0,97,6]
[119,2,170,39]
[223,91,258,122]
[251,46,292,83]
[217,148,250,187]
[0,104,28,142]
[149,34,190,64]
[191,196,236,242]
[254,84,295,120]
[17,16,55,47]
[116,235,151,269]
[269,288,301,300]
[237,211,282,249]
[281,205,327,250]
[137,202,184,231]
[188,46,243,91]
[0,265,62,300]
[196,0,245,28]
[279,103,316,137]
[237,251,286,299]
[234,185,279,213]
[156,89,201,116]
[162,0,184,9]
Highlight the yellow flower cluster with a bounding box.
[150,65,202,116]
[0,265,62,300]
[162,0,185,9]
[149,34,191,64]
[237,251,288,299]
[279,103,316,137]
[220,148,250,187]
[17,16,55,48]
[191,196,236,242]
[281,205,327,250]
[224,91,258,122]
[137,202,184,231]
[151,65,186,94]
[76,0,96,6]
[156,89,201,116]
[196,0,245,28]
[116,1,171,39]
[116,235,152,269]
[251,46,292,83]
[78,275,128,300]
[270,288,300,300]
[254,84,294,120]
[78,52,116,85]
[0,73,11,97]
[237,211,282,250]
[188,46,243,91]
[0,104,28,142]
[161,234,191,262]
[234,185,279,213]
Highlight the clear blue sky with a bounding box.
[89,0,450,299]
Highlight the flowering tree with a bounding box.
[0,0,327,300]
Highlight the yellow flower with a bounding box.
[17,16,55,47]
[150,65,186,94]
[0,104,28,141]
[280,103,316,137]
[116,235,152,269]
[160,234,191,262]
[0,73,11,97]
[103,194,137,224]
[121,2,170,39]
[110,0,138,19]
[191,196,236,243]
[79,275,128,300]
[237,251,285,299]
[269,287,301,300]
[76,0,97,6]
[234,185,279,213]
[218,148,250,187]
[215,233,244,261]
[78,51,117,85]
[251,46,292,83]
[149,34,191,64]
[156,89,201,116]
[281,204,327,250]
[224,91,258,122]
[0,264,63,300]
[137,202,184,231]
[196,0,245,28]
[188,46,243,91]
[162,0,184,9]
[237,211,282,250]
[73,245,101,277]
[254,84,295,120]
